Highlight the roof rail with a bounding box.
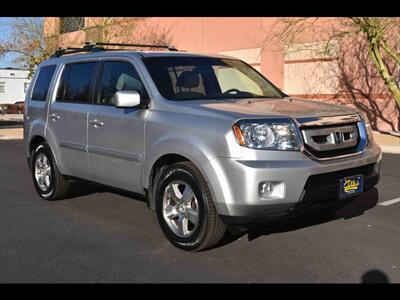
[50,42,105,58]
[94,42,178,51]
[50,41,178,58]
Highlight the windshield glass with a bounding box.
[142,56,285,101]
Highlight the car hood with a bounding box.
[179,97,359,120]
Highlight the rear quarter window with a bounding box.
[31,65,57,101]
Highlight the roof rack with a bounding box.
[50,41,178,58]
[50,42,105,58]
[95,42,178,51]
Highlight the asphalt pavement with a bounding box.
[0,140,399,283]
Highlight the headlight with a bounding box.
[232,118,300,150]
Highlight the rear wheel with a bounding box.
[155,161,227,251]
[31,142,70,200]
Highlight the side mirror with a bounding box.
[114,90,141,108]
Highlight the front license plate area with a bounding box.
[339,174,363,199]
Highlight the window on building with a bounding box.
[0,82,5,93]
[56,62,96,103]
[24,82,30,94]
[31,65,56,101]
[97,61,147,105]
[59,17,85,34]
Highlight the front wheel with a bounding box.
[155,161,227,251]
[31,142,70,200]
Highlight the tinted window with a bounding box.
[31,65,56,101]
[57,62,96,103]
[97,61,147,105]
[59,17,85,34]
[143,57,284,101]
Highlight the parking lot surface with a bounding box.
[0,140,399,283]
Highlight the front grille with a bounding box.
[304,142,359,159]
[300,122,361,159]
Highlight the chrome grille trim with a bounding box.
[295,114,361,127]
[301,124,359,152]
[293,114,368,161]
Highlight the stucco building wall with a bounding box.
[44,17,399,132]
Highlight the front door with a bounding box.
[87,60,148,193]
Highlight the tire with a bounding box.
[31,142,70,201]
[155,161,227,251]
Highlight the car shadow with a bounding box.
[65,180,147,203]
[246,188,379,241]
[61,180,379,249]
[361,269,390,283]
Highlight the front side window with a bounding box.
[56,62,96,103]
[31,65,56,101]
[97,61,147,105]
[142,56,284,101]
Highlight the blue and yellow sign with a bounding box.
[340,175,363,199]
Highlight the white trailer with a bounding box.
[0,68,31,104]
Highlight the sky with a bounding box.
[0,17,43,69]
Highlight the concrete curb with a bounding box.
[379,145,400,155]
[0,127,23,140]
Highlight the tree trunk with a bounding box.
[369,41,400,107]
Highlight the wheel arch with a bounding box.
[146,149,219,211]
[28,135,60,172]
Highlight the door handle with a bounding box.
[89,119,104,127]
[49,113,60,120]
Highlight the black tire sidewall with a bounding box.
[31,143,55,200]
[155,164,209,250]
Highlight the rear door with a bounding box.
[87,59,149,193]
[25,65,57,154]
[47,60,98,178]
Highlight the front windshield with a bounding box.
[142,56,285,101]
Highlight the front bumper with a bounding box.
[205,142,382,224]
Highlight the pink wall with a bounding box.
[145,17,399,132]
[144,17,285,88]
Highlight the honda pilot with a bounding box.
[24,43,381,251]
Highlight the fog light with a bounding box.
[259,182,273,197]
[258,181,286,200]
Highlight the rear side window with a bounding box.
[31,65,56,101]
[56,62,96,103]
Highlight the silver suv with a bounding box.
[24,43,381,251]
